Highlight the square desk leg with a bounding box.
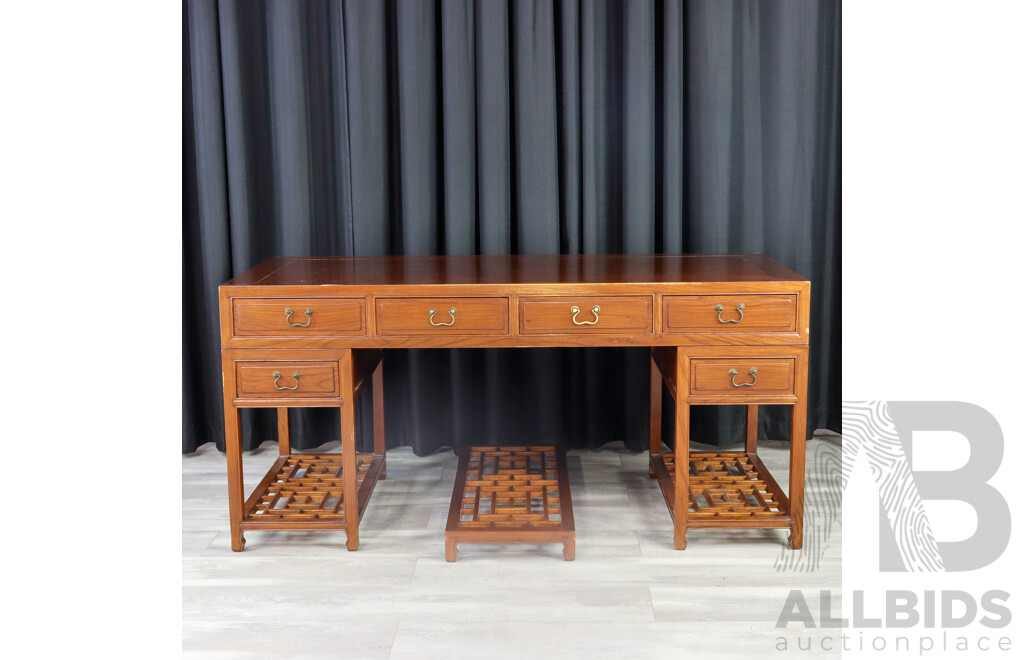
[673,355,689,550]
[788,391,807,549]
[339,350,359,551]
[277,408,290,455]
[221,353,246,552]
[742,404,804,548]
[649,353,663,478]
[373,357,387,479]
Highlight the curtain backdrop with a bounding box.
[184,0,841,455]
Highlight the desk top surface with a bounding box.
[224,253,806,288]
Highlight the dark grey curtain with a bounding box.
[184,0,840,455]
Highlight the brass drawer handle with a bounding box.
[715,303,745,323]
[428,307,457,327]
[570,305,600,325]
[284,308,313,327]
[273,371,301,391]
[728,367,758,387]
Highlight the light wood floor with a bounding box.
[183,435,841,659]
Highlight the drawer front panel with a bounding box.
[690,358,795,396]
[662,295,796,334]
[235,361,341,399]
[519,296,652,334]
[375,297,509,336]
[233,298,366,337]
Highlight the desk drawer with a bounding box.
[235,361,341,399]
[690,358,795,397]
[375,297,509,335]
[233,298,366,337]
[662,295,796,334]
[519,296,652,334]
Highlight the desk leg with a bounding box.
[373,357,386,479]
[340,349,359,551]
[788,349,809,549]
[277,408,290,456]
[673,352,689,550]
[788,401,807,549]
[649,352,663,478]
[745,405,759,454]
[222,355,245,552]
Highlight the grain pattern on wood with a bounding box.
[223,254,806,287]
[649,352,663,478]
[680,345,808,405]
[232,298,367,337]
[375,297,510,336]
[673,353,690,550]
[276,408,290,456]
[351,349,382,400]
[235,361,340,399]
[745,405,758,454]
[519,296,652,334]
[651,346,678,401]
[662,294,797,334]
[690,358,795,396]
[340,350,359,550]
[372,357,387,479]
[221,352,245,552]
[788,347,810,549]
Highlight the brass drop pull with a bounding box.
[570,305,600,325]
[273,371,301,391]
[428,307,457,327]
[728,367,758,387]
[284,308,313,327]
[715,303,744,323]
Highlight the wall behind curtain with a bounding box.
[183,0,841,454]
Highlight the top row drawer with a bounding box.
[662,294,797,334]
[233,298,366,337]
[230,294,797,338]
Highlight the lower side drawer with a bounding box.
[235,361,341,399]
[689,358,795,397]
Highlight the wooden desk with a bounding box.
[219,254,810,553]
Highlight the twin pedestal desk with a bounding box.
[219,254,810,560]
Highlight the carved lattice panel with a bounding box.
[458,446,564,528]
[662,452,788,522]
[246,454,374,523]
[445,446,575,560]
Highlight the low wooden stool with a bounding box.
[445,446,575,561]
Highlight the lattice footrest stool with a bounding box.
[445,446,575,561]
[649,451,792,532]
[241,453,384,542]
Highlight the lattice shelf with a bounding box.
[240,453,383,530]
[445,446,575,561]
[650,451,791,528]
